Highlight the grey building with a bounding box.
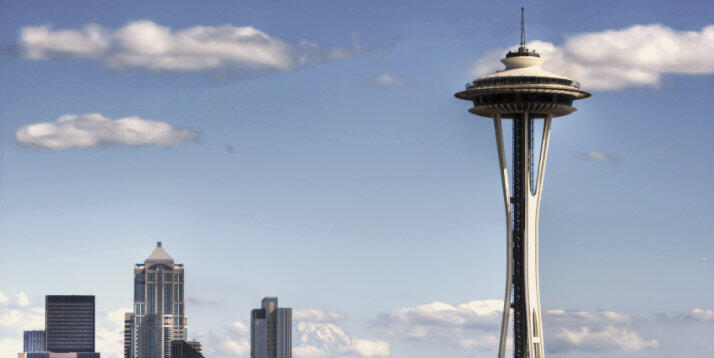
[23,330,45,352]
[125,242,188,358]
[45,295,95,353]
[251,297,291,358]
[123,313,133,358]
[170,340,203,358]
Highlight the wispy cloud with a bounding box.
[673,308,714,322]
[369,73,405,87]
[18,21,368,73]
[16,113,197,150]
[572,150,619,162]
[471,24,714,90]
[546,309,658,353]
[186,297,222,306]
[293,308,345,323]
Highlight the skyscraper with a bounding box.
[45,296,96,353]
[454,8,590,358]
[23,330,45,353]
[251,297,292,358]
[126,242,187,358]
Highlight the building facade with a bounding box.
[186,341,202,355]
[170,340,203,358]
[45,296,95,353]
[18,353,100,358]
[24,330,45,353]
[125,242,187,358]
[250,297,291,358]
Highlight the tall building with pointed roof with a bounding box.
[125,242,187,358]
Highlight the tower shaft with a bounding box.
[494,113,552,358]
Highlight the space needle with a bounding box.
[454,8,590,358]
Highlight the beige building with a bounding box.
[125,242,188,358]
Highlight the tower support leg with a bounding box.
[494,114,552,358]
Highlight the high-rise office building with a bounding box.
[45,296,95,353]
[250,297,291,358]
[170,340,203,358]
[125,242,187,358]
[23,330,45,352]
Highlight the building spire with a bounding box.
[520,6,526,48]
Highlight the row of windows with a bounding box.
[136,272,184,283]
[470,76,575,88]
[135,303,184,316]
[472,93,574,106]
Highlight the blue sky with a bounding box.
[0,0,713,357]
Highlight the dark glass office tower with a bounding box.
[23,330,45,352]
[45,295,95,353]
[250,297,291,358]
[170,340,204,358]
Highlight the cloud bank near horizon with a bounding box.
[197,307,388,358]
[471,24,714,90]
[18,21,367,73]
[377,299,660,354]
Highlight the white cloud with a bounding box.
[572,150,619,162]
[0,291,44,330]
[94,307,130,358]
[377,299,502,329]
[684,308,714,322]
[225,321,249,336]
[545,309,658,353]
[19,21,367,72]
[14,294,31,308]
[294,308,346,323]
[458,335,499,350]
[16,113,197,149]
[195,322,251,358]
[340,338,389,357]
[471,24,714,90]
[369,73,405,87]
[96,327,124,358]
[0,338,21,358]
[551,325,659,352]
[377,300,658,354]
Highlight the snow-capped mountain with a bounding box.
[294,321,352,353]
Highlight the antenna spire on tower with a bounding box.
[520,6,526,47]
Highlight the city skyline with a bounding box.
[1,1,714,358]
